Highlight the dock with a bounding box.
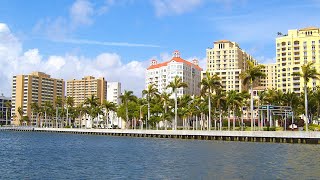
[1,127,320,144]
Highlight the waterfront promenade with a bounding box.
[1,126,320,144]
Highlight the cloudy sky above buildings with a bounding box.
[1,0,320,96]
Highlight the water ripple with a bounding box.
[0,131,319,180]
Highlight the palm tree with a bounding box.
[200,72,222,130]
[55,96,64,128]
[17,106,24,126]
[119,90,136,129]
[167,76,188,130]
[102,100,117,128]
[213,88,226,131]
[30,102,40,127]
[43,101,53,127]
[142,84,159,130]
[240,60,266,130]
[226,90,242,130]
[66,96,74,127]
[292,62,320,131]
[159,91,171,130]
[4,101,11,126]
[84,95,100,128]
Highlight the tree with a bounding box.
[240,60,266,130]
[159,91,172,130]
[213,88,226,131]
[102,100,117,128]
[66,96,74,127]
[119,90,136,129]
[167,76,188,130]
[200,72,222,130]
[142,84,159,130]
[226,90,242,130]
[30,102,40,127]
[17,106,24,126]
[84,95,100,128]
[4,101,11,126]
[292,62,320,131]
[42,101,53,127]
[55,96,64,128]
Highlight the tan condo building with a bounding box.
[67,76,107,106]
[260,63,277,90]
[276,27,320,93]
[205,40,258,92]
[11,72,65,125]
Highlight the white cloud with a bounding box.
[21,49,42,64]
[0,23,147,97]
[152,0,203,17]
[70,0,94,26]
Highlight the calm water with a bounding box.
[0,131,319,180]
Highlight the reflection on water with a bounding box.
[0,131,319,179]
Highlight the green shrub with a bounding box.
[263,127,276,131]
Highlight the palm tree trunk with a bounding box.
[147,101,150,130]
[196,115,198,130]
[5,108,8,126]
[126,101,129,129]
[174,91,178,130]
[55,108,58,128]
[233,109,235,130]
[66,107,69,127]
[208,95,211,131]
[219,109,222,131]
[45,111,47,128]
[105,110,108,129]
[250,84,254,131]
[228,107,230,131]
[304,84,308,131]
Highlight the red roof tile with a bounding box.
[147,57,202,71]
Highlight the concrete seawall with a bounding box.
[1,127,320,144]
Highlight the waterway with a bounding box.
[0,131,319,179]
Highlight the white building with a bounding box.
[107,82,121,105]
[106,82,122,129]
[145,50,202,97]
[0,94,11,126]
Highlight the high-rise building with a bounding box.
[205,40,257,92]
[145,50,202,97]
[276,27,320,93]
[67,76,107,106]
[11,72,65,125]
[260,63,277,90]
[107,82,121,105]
[0,94,11,125]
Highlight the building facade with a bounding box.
[11,72,65,125]
[67,76,107,106]
[205,40,258,92]
[146,50,202,97]
[260,63,277,90]
[0,94,11,125]
[276,27,320,93]
[107,82,121,105]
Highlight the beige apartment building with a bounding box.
[260,63,277,90]
[66,76,107,106]
[276,27,320,93]
[11,72,65,125]
[205,40,258,92]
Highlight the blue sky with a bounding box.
[1,0,320,96]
